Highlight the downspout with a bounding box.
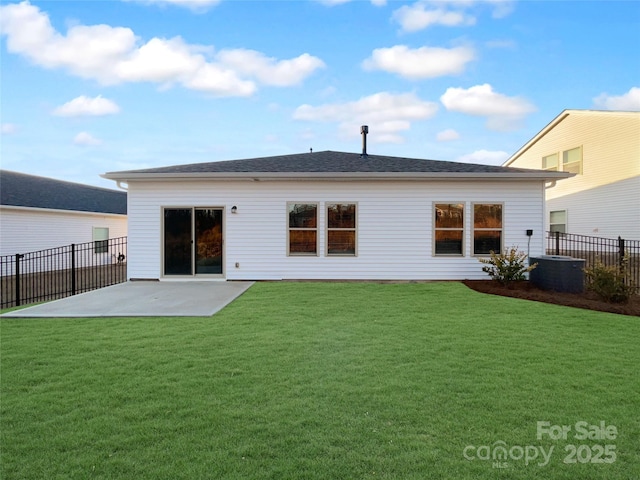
[116,181,128,191]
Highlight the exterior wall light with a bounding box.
[231,206,238,214]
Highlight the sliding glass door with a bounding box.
[164,208,223,276]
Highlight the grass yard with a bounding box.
[1,282,639,479]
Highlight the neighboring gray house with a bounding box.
[103,147,570,281]
[0,170,127,256]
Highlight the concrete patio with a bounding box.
[1,281,254,318]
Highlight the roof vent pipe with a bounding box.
[360,125,369,157]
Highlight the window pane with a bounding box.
[435,204,464,228]
[289,230,317,254]
[474,204,502,228]
[543,153,558,170]
[563,147,581,164]
[474,231,501,255]
[327,204,356,228]
[164,208,193,275]
[328,230,355,255]
[93,227,109,254]
[563,162,581,174]
[550,210,566,224]
[289,204,317,228]
[195,208,223,274]
[550,224,566,234]
[435,230,463,255]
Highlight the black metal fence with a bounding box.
[546,231,639,292]
[0,237,127,309]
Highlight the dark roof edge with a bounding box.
[1,204,127,216]
[102,170,573,182]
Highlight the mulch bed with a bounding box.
[462,280,640,317]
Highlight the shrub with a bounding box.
[478,247,537,287]
[584,257,635,304]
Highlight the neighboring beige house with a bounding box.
[504,110,640,240]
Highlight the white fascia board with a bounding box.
[102,171,573,183]
[0,204,127,217]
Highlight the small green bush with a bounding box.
[478,247,537,287]
[584,257,635,304]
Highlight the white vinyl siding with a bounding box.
[546,176,640,239]
[0,206,127,256]
[125,179,545,281]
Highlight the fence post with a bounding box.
[618,237,625,271]
[554,231,560,255]
[14,253,24,306]
[71,243,76,296]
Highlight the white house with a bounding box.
[103,144,570,281]
[0,170,128,257]
[504,110,640,240]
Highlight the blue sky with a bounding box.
[1,0,639,189]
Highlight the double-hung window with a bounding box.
[550,210,567,233]
[542,153,559,171]
[93,227,109,254]
[542,147,582,174]
[288,203,318,255]
[434,203,464,255]
[562,147,582,174]
[473,204,503,255]
[327,203,356,255]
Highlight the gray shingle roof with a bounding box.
[106,150,545,176]
[1,170,127,215]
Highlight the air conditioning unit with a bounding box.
[529,255,585,293]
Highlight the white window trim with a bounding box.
[549,209,568,234]
[92,227,109,254]
[287,202,319,257]
[542,152,559,171]
[326,202,358,257]
[471,202,504,256]
[562,146,583,174]
[433,202,465,257]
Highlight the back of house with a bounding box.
[103,149,570,282]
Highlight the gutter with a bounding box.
[101,171,573,183]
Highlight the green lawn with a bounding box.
[1,282,638,479]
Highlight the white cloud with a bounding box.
[392,1,514,33]
[393,3,475,32]
[1,123,17,135]
[436,129,460,141]
[440,84,536,131]
[593,87,640,111]
[128,0,222,11]
[488,0,515,19]
[363,45,475,80]
[182,63,256,96]
[457,149,509,165]
[293,91,438,143]
[216,50,326,87]
[317,0,387,6]
[0,2,323,97]
[73,132,102,146]
[53,95,121,117]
